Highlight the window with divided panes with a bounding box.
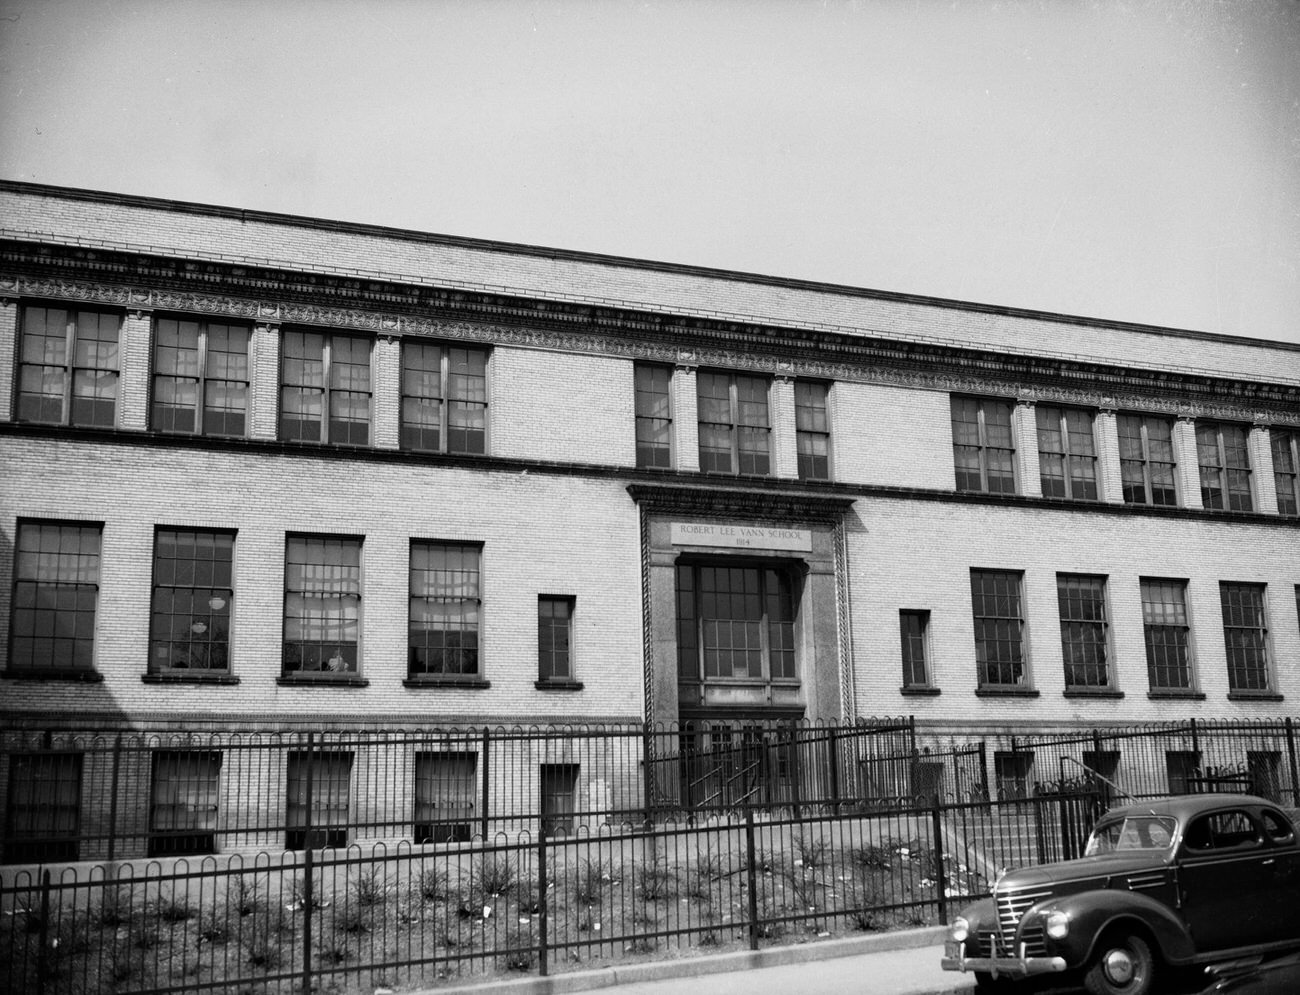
[634,364,673,468]
[1118,413,1177,506]
[149,751,221,856]
[970,569,1027,688]
[17,305,120,427]
[1141,578,1194,691]
[697,372,771,475]
[899,610,931,688]
[414,752,476,843]
[286,751,352,850]
[795,381,831,480]
[1219,582,1271,692]
[538,596,575,683]
[408,542,481,680]
[1272,429,1299,517]
[152,318,249,436]
[1037,406,1098,500]
[9,521,102,674]
[282,536,361,677]
[3,753,82,864]
[951,396,1015,494]
[676,564,797,685]
[1196,422,1253,511]
[1056,574,1111,688]
[280,330,371,445]
[401,342,488,454]
[150,529,234,675]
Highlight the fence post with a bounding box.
[1190,717,1200,759]
[106,734,123,862]
[481,727,491,840]
[827,728,841,813]
[301,847,314,994]
[788,721,802,821]
[1286,718,1300,808]
[978,740,989,801]
[744,809,759,951]
[642,724,654,828]
[537,827,549,977]
[36,869,51,995]
[930,802,948,925]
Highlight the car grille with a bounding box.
[996,888,1051,953]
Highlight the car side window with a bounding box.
[1183,810,1263,853]
[1261,810,1296,844]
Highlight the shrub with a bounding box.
[476,856,514,897]
[417,867,449,903]
[157,898,194,923]
[635,860,675,900]
[851,843,892,869]
[795,833,827,869]
[572,858,605,904]
[227,878,261,918]
[245,938,281,969]
[352,868,387,907]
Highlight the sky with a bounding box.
[1,0,1299,345]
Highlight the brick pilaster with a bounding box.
[672,362,699,472]
[1014,398,1042,497]
[372,336,400,449]
[1173,416,1204,509]
[1094,408,1124,504]
[770,375,798,479]
[0,300,16,422]
[1249,422,1278,515]
[249,322,280,440]
[118,309,152,431]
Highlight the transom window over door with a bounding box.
[153,318,249,436]
[950,396,1015,494]
[1196,421,1253,511]
[676,563,797,686]
[1037,406,1098,500]
[697,372,771,475]
[401,342,488,454]
[17,305,120,427]
[280,330,372,445]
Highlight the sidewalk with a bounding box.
[417,927,971,995]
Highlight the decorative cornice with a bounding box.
[627,483,856,522]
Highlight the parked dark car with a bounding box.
[941,793,1300,995]
[1200,951,1300,993]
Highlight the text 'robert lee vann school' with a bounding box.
[0,181,1298,859]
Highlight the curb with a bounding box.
[420,926,949,995]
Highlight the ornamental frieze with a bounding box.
[4,272,1297,427]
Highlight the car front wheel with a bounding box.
[1083,931,1156,995]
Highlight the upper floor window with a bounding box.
[1057,574,1111,689]
[283,535,361,678]
[1196,421,1252,511]
[401,342,487,454]
[9,521,102,674]
[1037,406,1098,500]
[1141,578,1194,692]
[1271,429,1299,517]
[538,596,575,683]
[970,568,1027,689]
[153,318,250,436]
[899,609,931,689]
[1118,413,1177,506]
[280,331,371,445]
[951,396,1015,494]
[634,364,673,468]
[1220,582,1270,693]
[697,372,771,475]
[795,381,831,481]
[17,305,120,427]
[408,541,481,681]
[150,529,234,676]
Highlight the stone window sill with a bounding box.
[975,686,1040,698]
[535,680,584,691]
[1063,689,1125,699]
[2,669,103,682]
[900,686,941,697]
[403,677,491,689]
[1147,690,1207,701]
[143,673,240,685]
[277,675,370,688]
[1227,690,1283,702]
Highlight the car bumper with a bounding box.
[941,940,1068,978]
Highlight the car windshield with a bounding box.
[1085,815,1177,855]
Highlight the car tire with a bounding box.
[1083,931,1156,995]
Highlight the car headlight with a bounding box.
[949,916,970,943]
[1045,911,1070,940]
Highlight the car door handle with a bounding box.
[1262,858,1275,866]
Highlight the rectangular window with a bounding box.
[1037,405,1098,500]
[676,564,797,684]
[17,305,120,427]
[970,569,1027,688]
[3,753,82,864]
[538,595,575,682]
[280,330,371,445]
[286,751,352,850]
[1118,413,1178,506]
[149,751,221,857]
[1271,429,1299,517]
[1196,421,1253,511]
[1220,582,1270,692]
[697,372,771,475]
[951,396,1015,494]
[1165,750,1201,795]
[540,763,579,837]
[899,610,931,688]
[400,341,488,454]
[994,751,1033,801]
[414,752,476,843]
[795,381,831,481]
[634,364,672,468]
[1057,574,1111,688]
[408,542,481,680]
[10,521,101,674]
[150,529,234,675]
[152,318,250,436]
[283,535,361,678]
[1141,578,1193,691]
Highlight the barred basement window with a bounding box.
[697,372,771,475]
[401,342,488,454]
[795,380,831,481]
[3,753,82,864]
[1196,421,1253,511]
[540,763,579,837]
[152,318,250,436]
[409,542,481,680]
[280,330,371,445]
[1118,413,1178,506]
[17,305,120,427]
[1165,750,1201,795]
[149,751,221,857]
[414,752,476,843]
[286,751,352,850]
[994,751,1033,800]
[634,363,673,468]
[9,521,102,675]
[899,610,931,688]
[1220,582,1271,692]
[1057,574,1111,689]
[1271,429,1299,517]
[1141,578,1194,691]
[951,396,1015,494]
[283,535,361,678]
[1037,406,1098,500]
[538,596,575,682]
[150,529,234,675]
[970,569,1028,689]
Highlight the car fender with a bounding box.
[1029,890,1195,966]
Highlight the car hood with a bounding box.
[998,851,1170,891]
